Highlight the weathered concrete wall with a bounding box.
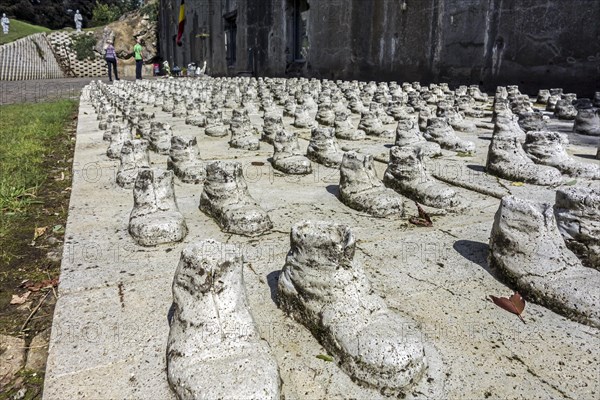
[159,0,600,94]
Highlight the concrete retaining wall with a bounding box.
[0,33,65,81]
[46,32,108,78]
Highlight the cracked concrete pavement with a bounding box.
[43,84,599,399]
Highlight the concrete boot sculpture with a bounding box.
[167,136,206,184]
[486,132,562,185]
[278,221,427,394]
[199,161,272,236]
[383,146,461,209]
[228,112,260,151]
[358,111,394,138]
[107,125,133,159]
[167,240,281,400]
[424,117,475,153]
[116,139,151,189]
[306,127,344,167]
[489,196,600,328]
[394,119,442,157]
[149,122,173,154]
[517,111,546,132]
[129,169,188,246]
[316,103,336,126]
[262,115,283,144]
[555,187,600,270]
[573,108,600,136]
[271,130,312,175]
[334,111,365,140]
[205,111,228,137]
[523,131,599,179]
[339,151,405,217]
[293,105,317,129]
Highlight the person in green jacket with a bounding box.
[134,38,143,80]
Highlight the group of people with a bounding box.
[104,37,145,81]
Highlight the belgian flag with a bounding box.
[176,0,185,46]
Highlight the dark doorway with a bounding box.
[224,10,237,67]
[290,0,309,62]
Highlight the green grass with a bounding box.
[0,19,51,45]
[0,100,76,217]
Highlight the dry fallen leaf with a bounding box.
[33,226,48,240]
[10,291,31,305]
[490,291,526,323]
[25,278,59,292]
[510,182,525,187]
[409,202,433,227]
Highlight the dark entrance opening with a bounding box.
[224,10,237,67]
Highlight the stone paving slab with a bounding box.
[44,87,600,399]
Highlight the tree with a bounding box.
[0,0,129,29]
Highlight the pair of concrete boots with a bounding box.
[490,188,600,330]
[166,221,428,399]
[487,114,599,185]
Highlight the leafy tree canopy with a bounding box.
[0,0,143,30]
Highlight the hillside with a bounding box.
[0,19,50,45]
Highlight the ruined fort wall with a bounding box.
[159,0,600,93]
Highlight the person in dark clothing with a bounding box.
[105,40,119,82]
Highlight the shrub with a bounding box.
[91,1,121,27]
[140,1,158,21]
[71,34,98,61]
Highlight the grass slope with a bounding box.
[0,100,76,251]
[0,19,51,45]
[0,99,77,399]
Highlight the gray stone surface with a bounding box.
[45,83,600,400]
[149,122,173,154]
[489,195,600,328]
[167,240,281,399]
[25,328,51,372]
[278,221,427,395]
[573,108,600,136]
[394,119,442,158]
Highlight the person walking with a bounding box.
[1,13,9,35]
[134,38,143,80]
[104,40,119,82]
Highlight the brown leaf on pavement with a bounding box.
[490,291,526,323]
[409,202,433,227]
